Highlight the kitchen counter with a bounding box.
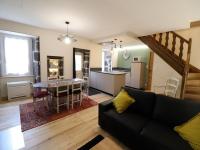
[89,71,126,96]
[96,71,128,75]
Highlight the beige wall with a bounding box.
[0,19,102,81]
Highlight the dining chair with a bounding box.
[154,77,180,98]
[48,76,58,80]
[59,76,65,79]
[32,83,49,112]
[83,76,89,100]
[53,84,69,113]
[71,82,82,109]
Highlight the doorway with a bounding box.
[75,52,83,78]
[73,48,90,78]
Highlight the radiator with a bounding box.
[7,81,31,100]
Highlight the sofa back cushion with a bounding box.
[124,87,156,117]
[153,94,200,127]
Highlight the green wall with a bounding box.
[117,48,150,68]
[117,47,150,87]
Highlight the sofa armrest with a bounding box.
[99,99,113,113]
[98,99,113,127]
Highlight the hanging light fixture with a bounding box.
[58,21,77,44]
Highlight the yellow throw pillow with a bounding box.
[113,89,135,113]
[174,113,200,150]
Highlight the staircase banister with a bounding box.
[170,31,190,44]
[189,65,200,73]
[180,38,192,99]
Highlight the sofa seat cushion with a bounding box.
[104,109,149,134]
[141,121,192,150]
[153,94,200,128]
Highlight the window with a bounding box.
[0,33,32,76]
[75,54,82,71]
[102,50,112,72]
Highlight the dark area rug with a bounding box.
[77,135,104,150]
[19,98,98,132]
[88,87,101,96]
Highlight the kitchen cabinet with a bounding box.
[89,71,126,96]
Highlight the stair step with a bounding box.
[184,93,200,102]
[188,73,200,80]
[186,80,200,87]
[185,87,200,94]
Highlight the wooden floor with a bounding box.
[0,93,128,150]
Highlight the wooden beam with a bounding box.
[146,52,154,91]
[190,20,200,28]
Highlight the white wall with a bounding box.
[0,19,102,98]
[0,19,102,81]
[151,54,182,98]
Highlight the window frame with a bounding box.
[0,33,33,77]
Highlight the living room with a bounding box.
[0,0,200,150]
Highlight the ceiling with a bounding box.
[0,0,200,40]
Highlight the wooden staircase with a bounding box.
[139,31,200,101]
[185,73,200,101]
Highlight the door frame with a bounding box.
[73,48,90,78]
[146,51,154,90]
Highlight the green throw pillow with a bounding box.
[174,113,200,150]
[113,89,135,113]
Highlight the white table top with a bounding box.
[33,78,85,88]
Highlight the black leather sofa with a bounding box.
[98,87,200,150]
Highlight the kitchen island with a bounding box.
[89,71,127,96]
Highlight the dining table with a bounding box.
[32,78,86,113]
[33,78,86,89]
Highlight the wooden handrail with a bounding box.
[170,31,190,44]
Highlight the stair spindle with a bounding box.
[165,32,169,48]
[172,33,176,53]
[159,33,162,44]
[153,34,156,39]
[179,39,184,59]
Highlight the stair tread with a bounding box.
[186,80,200,87]
[185,87,200,94]
[184,93,200,102]
[188,73,200,80]
[186,86,200,90]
